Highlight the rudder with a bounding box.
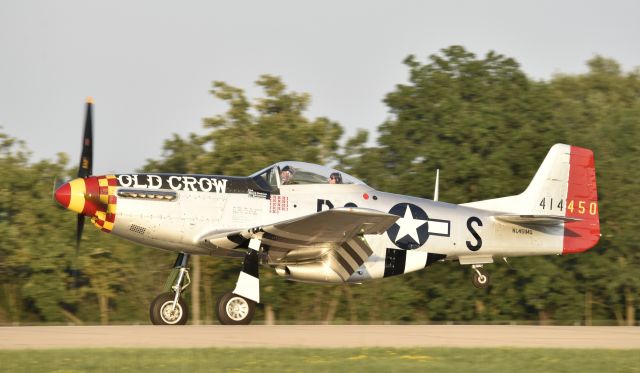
[562,146,600,254]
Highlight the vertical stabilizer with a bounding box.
[461,144,600,254]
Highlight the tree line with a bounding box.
[1,46,638,325]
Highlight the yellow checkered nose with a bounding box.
[54,175,119,233]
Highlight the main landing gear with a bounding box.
[471,264,490,288]
[216,239,261,325]
[150,239,262,325]
[216,292,255,325]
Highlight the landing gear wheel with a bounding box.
[150,292,189,325]
[216,292,255,325]
[471,267,491,289]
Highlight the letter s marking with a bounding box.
[466,216,483,251]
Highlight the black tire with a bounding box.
[149,292,189,325]
[216,292,255,325]
[471,267,491,289]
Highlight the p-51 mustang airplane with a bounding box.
[54,99,600,325]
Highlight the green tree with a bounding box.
[350,46,560,202]
[549,56,640,325]
[0,131,77,322]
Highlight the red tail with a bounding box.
[562,146,600,254]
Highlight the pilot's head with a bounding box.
[329,172,342,184]
[280,165,294,184]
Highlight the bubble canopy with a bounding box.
[250,161,366,189]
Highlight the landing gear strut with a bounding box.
[150,253,191,325]
[216,238,262,325]
[471,264,490,288]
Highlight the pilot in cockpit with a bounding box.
[280,165,295,185]
[329,172,343,184]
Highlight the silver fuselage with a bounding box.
[111,176,562,283]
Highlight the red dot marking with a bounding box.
[363,193,369,200]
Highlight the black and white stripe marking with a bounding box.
[384,249,447,277]
[326,237,374,281]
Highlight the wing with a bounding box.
[200,207,398,280]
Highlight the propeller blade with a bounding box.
[76,213,85,248]
[77,97,93,178]
[70,98,94,289]
[73,213,85,288]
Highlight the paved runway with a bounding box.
[1,325,639,350]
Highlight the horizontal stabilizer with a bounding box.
[495,214,582,225]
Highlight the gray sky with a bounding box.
[1,0,639,174]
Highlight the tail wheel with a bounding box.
[471,267,491,289]
[150,292,189,325]
[216,292,255,325]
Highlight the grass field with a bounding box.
[1,348,639,373]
